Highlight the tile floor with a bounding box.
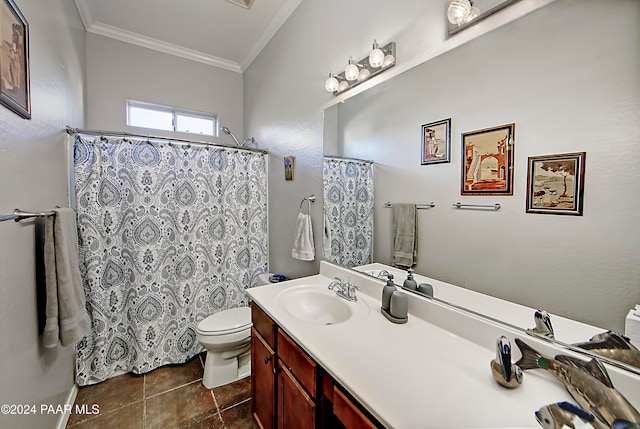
[66,354,256,429]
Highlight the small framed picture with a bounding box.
[526,152,586,216]
[0,0,30,119]
[461,123,514,195]
[421,118,451,165]
[284,156,295,181]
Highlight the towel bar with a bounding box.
[384,202,435,210]
[452,202,501,211]
[0,209,55,223]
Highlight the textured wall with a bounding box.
[0,0,85,428]
[85,33,244,145]
[245,0,639,332]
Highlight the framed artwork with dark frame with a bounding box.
[461,123,514,195]
[0,0,30,119]
[526,152,586,216]
[421,118,451,165]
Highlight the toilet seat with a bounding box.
[197,307,252,335]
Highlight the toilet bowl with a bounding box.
[196,307,252,389]
[196,273,275,388]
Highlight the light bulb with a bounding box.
[466,5,480,22]
[345,59,359,81]
[338,80,349,92]
[447,0,471,25]
[382,54,395,68]
[325,73,339,92]
[358,68,371,81]
[369,40,384,68]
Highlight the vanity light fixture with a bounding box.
[447,0,481,26]
[345,57,359,81]
[324,41,396,96]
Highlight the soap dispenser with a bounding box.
[381,274,396,313]
[403,268,417,291]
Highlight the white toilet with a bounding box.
[196,273,274,388]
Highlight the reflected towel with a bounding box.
[392,204,417,269]
[292,212,315,261]
[43,208,91,348]
[323,210,332,258]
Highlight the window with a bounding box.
[126,100,217,137]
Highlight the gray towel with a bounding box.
[43,208,91,348]
[392,204,417,269]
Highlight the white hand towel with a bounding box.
[43,208,91,348]
[292,212,315,261]
[323,210,332,258]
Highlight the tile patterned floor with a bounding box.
[66,354,256,429]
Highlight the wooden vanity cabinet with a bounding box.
[251,304,276,429]
[251,302,381,429]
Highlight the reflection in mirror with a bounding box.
[321,0,640,373]
[447,0,521,35]
[322,156,374,267]
[351,263,640,375]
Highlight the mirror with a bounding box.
[322,1,640,373]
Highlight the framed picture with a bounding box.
[0,0,30,119]
[284,156,295,181]
[461,123,514,195]
[526,152,586,216]
[421,118,451,165]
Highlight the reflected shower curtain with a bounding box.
[323,157,374,267]
[73,135,267,386]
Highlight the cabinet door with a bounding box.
[277,362,315,429]
[252,327,275,429]
[333,387,378,429]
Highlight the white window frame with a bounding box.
[126,100,218,137]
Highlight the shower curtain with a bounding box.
[323,157,374,267]
[72,135,267,386]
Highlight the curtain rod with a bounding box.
[324,155,374,164]
[66,126,269,155]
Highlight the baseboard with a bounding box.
[55,384,78,429]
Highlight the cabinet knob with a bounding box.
[264,356,272,364]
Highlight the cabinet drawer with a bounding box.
[333,387,378,429]
[277,330,318,398]
[252,302,276,349]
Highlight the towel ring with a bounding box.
[299,195,315,214]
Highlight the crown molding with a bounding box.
[239,0,302,71]
[74,0,301,73]
[74,0,93,30]
[88,22,243,73]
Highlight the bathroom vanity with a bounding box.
[247,261,640,428]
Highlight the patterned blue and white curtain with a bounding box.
[72,135,267,386]
[323,157,374,267]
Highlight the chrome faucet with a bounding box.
[376,270,390,280]
[328,277,360,302]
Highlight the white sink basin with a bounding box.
[276,284,370,325]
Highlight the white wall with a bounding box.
[86,33,244,144]
[245,0,639,332]
[0,0,85,427]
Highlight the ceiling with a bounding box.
[74,0,302,73]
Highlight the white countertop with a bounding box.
[247,261,640,429]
